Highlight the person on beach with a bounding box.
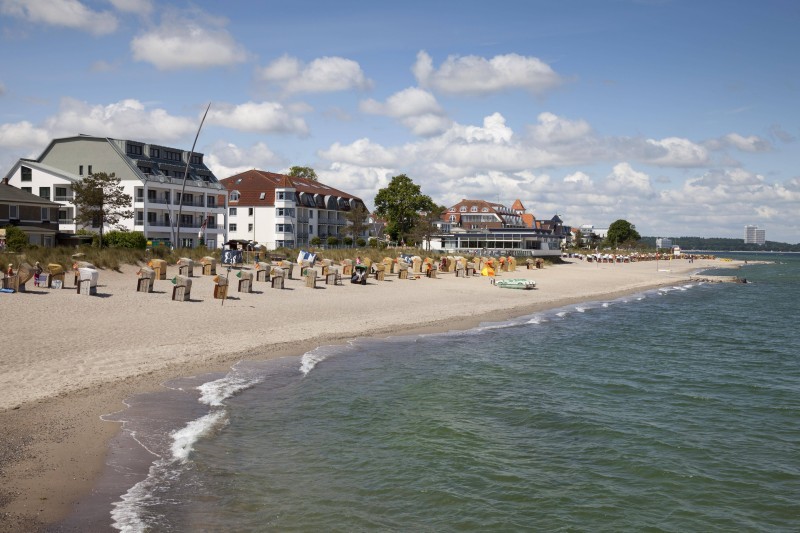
[6,263,13,278]
[33,262,43,286]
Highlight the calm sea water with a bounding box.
[72,254,800,532]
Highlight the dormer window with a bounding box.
[471,206,478,212]
[459,206,467,212]
[230,190,240,202]
[259,192,266,200]
[482,207,489,212]
[449,207,456,212]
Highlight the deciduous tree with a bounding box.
[72,172,133,248]
[373,174,436,243]
[287,166,318,181]
[606,219,641,247]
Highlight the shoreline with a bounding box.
[0,257,740,531]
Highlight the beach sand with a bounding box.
[0,256,738,531]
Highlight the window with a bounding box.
[21,187,32,193]
[230,190,240,202]
[248,224,253,232]
[449,207,456,212]
[190,155,201,164]
[449,215,456,222]
[55,187,68,201]
[39,187,50,200]
[21,166,32,182]
[127,144,143,155]
[229,207,237,216]
[136,211,144,223]
[248,207,254,216]
[276,208,295,217]
[277,191,286,200]
[229,223,237,232]
[275,223,294,233]
[482,207,489,212]
[459,206,467,212]
[309,210,314,219]
[79,165,83,176]
[88,165,92,175]
[207,196,216,208]
[259,192,266,200]
[150,148,160,158]
[166,151,181,162]
[471,206,478,212]
[41,207,49,221]
[10,205,18,219]
[147,212,157,224]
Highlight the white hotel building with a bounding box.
[4,135,227,248]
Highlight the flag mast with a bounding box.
[173,102,211,250]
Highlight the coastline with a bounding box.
[0,256,740,531]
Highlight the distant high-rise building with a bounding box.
[656,237,672,249]
[744,225,766,245]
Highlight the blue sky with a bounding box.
[1,0,798,243]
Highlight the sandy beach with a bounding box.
[0,255,739,530]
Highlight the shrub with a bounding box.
[310,236,321,246]
[343,236,353,246]
[356,238,366,247]
[368,238,378,248]
[103,230,147,249]
[326,236,339,247]
[4,225,28,252]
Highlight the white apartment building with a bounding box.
[744,225,766,245]
[3,135,227,248]
[221,169,368,249]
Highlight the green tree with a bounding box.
[606,219,641,248]
[72,172,133,248]
[344,203,370,241]
[4,225,27,252]
[287,166,318,181]
[373,174,436,243]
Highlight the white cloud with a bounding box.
[722,133,771,153]
[205,101,309,135]
[563,171,594,188]
[108,0,152,14]
[204,141,283,179]
[0,0,118,35]
[318,138,400,168]
[530,112,591,144]
[131,10,247,70]
[43,97,197,141]
[644,137,709,167]
[605,162,654,196]
[0,120,50,148]
[360,87,451,136]
[413,50,564,96]
[257,55,372,94]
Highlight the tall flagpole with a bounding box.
[173,102,211,250]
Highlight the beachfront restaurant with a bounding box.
[428,228,563,257]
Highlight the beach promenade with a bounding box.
[0,256,738,531]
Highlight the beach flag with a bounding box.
[171,276,177,284]
[236,271,242,278]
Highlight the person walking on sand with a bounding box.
[6,263,13,278]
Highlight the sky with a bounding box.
[1,0,798,243]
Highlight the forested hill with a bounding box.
[640,236,800,252]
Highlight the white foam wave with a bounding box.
[198,376,260,407]
[300,345,348,375]
[171,411,227,463]
[527,316,547,325]
[602,302,610,308]
[575,306,587,313]
[556,311,568,318]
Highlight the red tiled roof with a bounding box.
[512,199,525,211]
[220,169,362,207]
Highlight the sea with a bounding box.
[57,253,799,532]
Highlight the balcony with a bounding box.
[54,195,73,202]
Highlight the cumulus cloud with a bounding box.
[360,87,451,136]
[109,0,152,14]
[0,120,50,148]
[257,55,372,94]
[721,133,771,153]
[605,162,654,196]
[530,112,591,144]
[318,138,399,168]
[0,0,118,35]
[204,141,284,179]
[42,97,197,141]
[644,137,709,167]
[131,10,247,70]
[413,50,564,96]
[206,101,309,135]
